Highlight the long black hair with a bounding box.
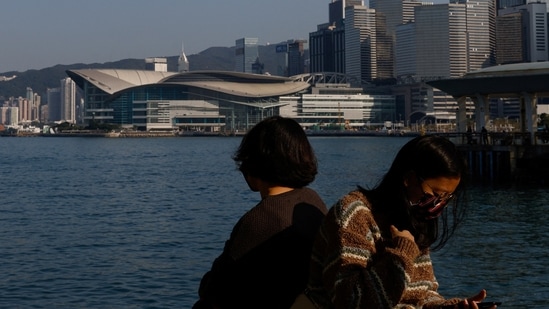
[361,135,468,250]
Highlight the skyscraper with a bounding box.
[344,4,377,82]
[370,0,424,79]
[310,0,362,75]
[309,24,345,74]
[287,40,308,76]
[61,78,76,123]
[234,38,259,73]
[451,0,496,72]
[47,87,62,122]
[498,1,548,63]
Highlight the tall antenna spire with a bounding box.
[178,41,189,73]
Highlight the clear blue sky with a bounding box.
[0,0,448,73]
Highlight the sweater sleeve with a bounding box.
[320,193,422,309]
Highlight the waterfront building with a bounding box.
[0,107,8,125]
[0,106,18,126]
[65,68,393,132]
[17,98,31,124]
[278,89,396,129]
[392,81,474,129]
[32,92,41,122]
[25,87,41,122]
[40,103,49,124]
[235,38,259,73]
[66,69,312,131]
[61,78,76,124]
[47,87,61,122]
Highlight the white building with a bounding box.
[278,92,396,128]
[61,78,76,123]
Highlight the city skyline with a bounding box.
[0,0,448,73]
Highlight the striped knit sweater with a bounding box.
[306,190,461,309]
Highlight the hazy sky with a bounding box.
[0,0,448,73]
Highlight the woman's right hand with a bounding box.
[390,225,415,242]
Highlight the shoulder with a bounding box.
[289,187,328,211]
[329,190,375,225]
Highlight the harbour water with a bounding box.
[0,136,547,308]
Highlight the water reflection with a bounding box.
[434,187,549,308]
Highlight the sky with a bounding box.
[0,0,447,73]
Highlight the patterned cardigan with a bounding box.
[306,190,462,309]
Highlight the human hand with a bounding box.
[454,289,498,308]
[390,225,414,242]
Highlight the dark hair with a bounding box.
[363,135,468,250]
[233,116,318,188]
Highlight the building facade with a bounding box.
[61,78,76,123]
[234,38,259,73]
[498,1,548,63]
[344,4,377,82]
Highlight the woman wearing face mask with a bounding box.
[299,135,497,309]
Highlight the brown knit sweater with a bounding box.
[306,190,462,309]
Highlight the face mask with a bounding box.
[409,192,453,220]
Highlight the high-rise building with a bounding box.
[369,0,424,79]
[370,0,423,34]
[329,0,363,26]
[414,3,468,78]
[309,24,345,74]
[496,12,525,64]
[497,0,527,9]
[498,1,548,63]
[25,87,41,121]
[274,43,289,76]
[47,87,62,122]
[61,78,76,123]
[310,0,361,75]
[451,0,496,72]
[0,106,18,126]
[344,4,377,82]
[18,97,31,123]
[234,38,259,73]
[288,40,308,76]
[395,22,417,78]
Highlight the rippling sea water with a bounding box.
[0,136,547,308]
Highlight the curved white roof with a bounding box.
[67,69,177,94]
[66,69,310,98]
